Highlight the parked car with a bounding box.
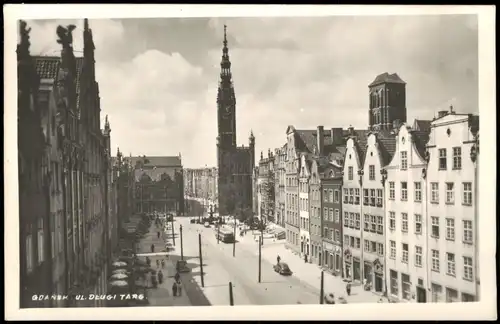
[190,219,196,224]
[273,262,292,276]
[176,260,190,273]
[204,222,210,228]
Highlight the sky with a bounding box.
[25,14,479,168]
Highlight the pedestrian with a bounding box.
[161,259,165,268]
[346,282,351,296]
[151,244,155,253]
[175,272,180,284]
[157,231,160,239]
[177,282,182,296]
[172,282,178,297]
[277,255,281,265]
[158,270,163,284]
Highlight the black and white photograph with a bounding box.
[4,4,496,321]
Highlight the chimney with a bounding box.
[392,119,401,131]
[316,126,325,156]
[330,128,343,146]
[437,110,448,118]
[449,105,455,114]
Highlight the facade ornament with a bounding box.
[421,168,427,179]
[424,148,430,163]
[470,145,477,163]
[380,168,387,185]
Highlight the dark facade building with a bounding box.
[258,150,275,223]
[216,25,255,216]
[320,163,344,276]
[18,20,52,308]
[368,72,407,131]
[131,156,184,215]
[19,19,117,307]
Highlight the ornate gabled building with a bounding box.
[342,126,397,293]
[216,25,255,216]
[18,20,53,308]
[258,150,275,223]
[384,121,430,303]
[275,144,287,228]
[424,108,479,302]
[131,155,184,215]
[28,19,114,307]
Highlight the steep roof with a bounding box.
[369,72,406,87]
[376,131,397,166]
[34,56,86,112]
[410,130,430,160]
[413,119,432,132]
[134,168,176,182]
[130,156,182,169]
[294,128,367,156]
[350,130,370,165]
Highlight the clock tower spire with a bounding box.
[217,24,236,149]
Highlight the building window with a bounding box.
[329,190,334,202]
[414,182,422,202]
[26,234,33,274]
[349,189,354,204]
[369,165,375,180]
[439,148,447,170]
[431,283,443,302]
[370,215,376,232]
[462,293,475,302]
[323,208,328,221]
[431,182,439,203]
[401,151,408,170]
[431,249,440,272]
[401,243,409,263]
[462,182,472,205]
[376,216,383,234]
[446,288,459,303]
[400,182,408,201]
[446,182,455,204]
[389,182,395,200]
[348,166,353,180]
[390,240,396,259]
[463,256,473,281]
[377,243,384,256]
[463,220,473,244]
[453,147,462,170]
[415,214,422,234]
[415,246,422,267]
[37,218,44,264]
[343,188,348,204]
[364,240,370,252]
[354,188,360,205]
[376,189,383,206]
[355,237,360,249]
[355,213,360,229]
[363,214,369,231]
[431,217,439,238]
[329,229,334,241]
[344,212,349,227]
[401,213,408,233]
[334,190,340,203]
[446,253,456,276]
[390,270,398,296]
[446,218,455,241]
[335,230,340,243]
[344,235,349,247]
[363,188,369,205]
[335,209,340,223]
[389,211,396,230]
[349,213,355,228]
[401,273,411,300]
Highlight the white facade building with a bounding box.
[425,109,479,302]
[299,154,311,258]
[385,123,430,303]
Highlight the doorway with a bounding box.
[375,274,383,292]
[353,260,361,281]
[416,286,427,303]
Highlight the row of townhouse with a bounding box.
[18,20,119,307]
[257,72,480,303]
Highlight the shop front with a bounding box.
[373,258,384,293]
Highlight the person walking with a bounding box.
[277,255,281,265]
[151,244,155,253]
[346,282,352,296]
[157,231,160,239]
[177,282,182,296]
[172,282,178,297]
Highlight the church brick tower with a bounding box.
[368,72,407,131]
